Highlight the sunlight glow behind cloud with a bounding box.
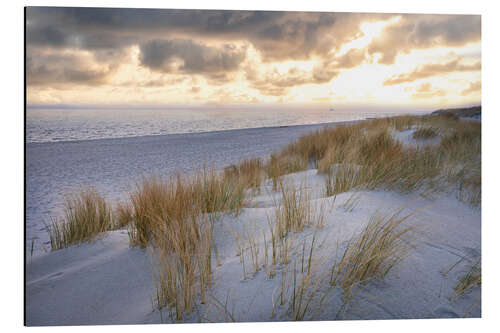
[26,8,481,110]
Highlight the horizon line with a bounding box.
[26,102,481,112]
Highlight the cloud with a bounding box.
[25,8,387,89]
[368,14,481,64]
[247,12,339,60]
[26,7,383,61]
[25,7,481,106]
[247,65,339,96]
[26,50,117,86]
[139,39,247,80]
[331,48,368,69]
[461,81,481,96]
[26,25,69,48]
[118,76,188,88]
[247,48,367,96]
[411,82,446,99]
[383,57,481,85]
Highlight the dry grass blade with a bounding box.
[126,173,224,319]
[454,258,481,297]
[331,210,418,295]
[266,153,308,191]
[268,115,480,206]
[112,201,133,229]
[47,188,112,250]
[325,164,363,196]
[412,127,439,139]
[341,192,362,213]
[271,181,326,239]
[207,293,237,322]
[271,232,335,321]
[275,181,311,237]
[151,212,213,321]
[129,169,248,248]
[224,157,264,192]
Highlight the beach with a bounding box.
[27,121,358,253]
[26,114,481,325]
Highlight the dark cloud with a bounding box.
[27,7,284,35]
[139,39,246,76]
[249,12,338,60]
[461,81,481,96]
[26,51,116,86]
[368,14,481,64]
[26,26,69,48]
[383,57,481,85]
[26,7,377,61]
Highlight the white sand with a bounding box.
[26,167,481,325]
[391,126,442,149]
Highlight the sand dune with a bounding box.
[26,169,480,325]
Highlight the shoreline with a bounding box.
[26,119,365,253]
[26,119,368,146]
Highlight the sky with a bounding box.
[25,7,481,110]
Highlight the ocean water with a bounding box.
[26,107,426,253]
[26,107,418,143]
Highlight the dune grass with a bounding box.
[271,208,420,321]
[128,168,247,248]
[267,113,480,206]
[330,210,417,296]
[265,180,327,309]
[454,259,481,297]
[340,192,363,213]
[233,223,264,280]
[126,167,252,319]
[47,189,113,250]
[412,127,439,139]
[439,122,481,161]
[224,157,264,193]
[271,232,343,321]
[152,212,213,321]
[389,115,416,131]
[439,112,460,121]
[271,181,325,239]
[266,180,325,282]
[128,176,172,248]
[266,153,308,191]
[439,122,481,205]
[112,201,134,230]
[285,234,324,321]
[194,168,246,217]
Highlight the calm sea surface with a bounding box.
[26,107,424,143]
